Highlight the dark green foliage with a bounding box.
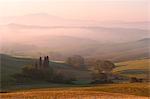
[13,65,75,84]
[21,66,54,81]
[12,73,33,83]
[52,72,75,84]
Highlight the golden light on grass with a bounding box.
[1,83,149,99]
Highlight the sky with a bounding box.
[0,0,149,22]
[0,0,149,56]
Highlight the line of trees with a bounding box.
[66,55,116,83]
[13,56,76,84]
[13,55,118,84]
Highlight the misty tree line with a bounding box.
[13,55,118,84]
[13,56,76,84]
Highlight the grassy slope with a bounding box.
[0,54,33,82]
[1,54,149,97]
[0,54,91,86]
[1,54,149,83]
[50,61,92,80]
[113,59,149,79]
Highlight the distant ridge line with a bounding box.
[5,23,148,31]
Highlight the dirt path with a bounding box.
[0,90,148,99]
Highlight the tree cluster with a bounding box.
[66,55,85,69]
[91,60,115,83]
[13,56,75,84]
[35,56,49,69]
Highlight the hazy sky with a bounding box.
[0,0,149,22]
[0,0,149,53]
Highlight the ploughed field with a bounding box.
[0,83,149,99]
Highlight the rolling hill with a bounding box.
[1,53,149,83]
[0,54,149,92]
[1,23,148,43]
[113,59,149,79]
[0,54,91,88]
[0,54,33,83]
[1,36,100,59]
[1,38,149,62]
[85,38,150,62]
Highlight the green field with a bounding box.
[0,54,91,90]
[0,54,33,85]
